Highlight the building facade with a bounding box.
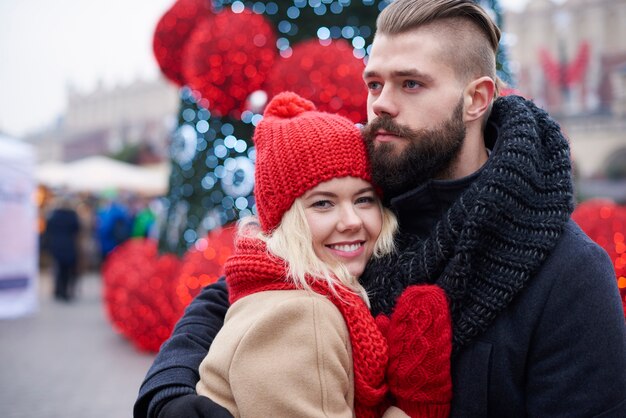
[505,0,626,179]
[25,78,179,164]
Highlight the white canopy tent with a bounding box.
[0,134,38,318]
[36,156,170,196]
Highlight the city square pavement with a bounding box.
[0,271,157,418]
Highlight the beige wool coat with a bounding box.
[196,289,407,418]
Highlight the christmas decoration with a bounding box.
[102,239,183,352]
[182,9,277,118]
[158,87,256,257]
[265,39,367,123]
[539,41,591,87]
[572,199,626,319]
[153,0,212,86]
[175,226,236,306]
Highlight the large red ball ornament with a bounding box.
[153,0,211,86]
[102,239,184,352]
[176,226,236,306]
[265,39,367,123]
[182,9,277,118]
[573,199,626,319]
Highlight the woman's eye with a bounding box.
[355,196,376,205]
[311,200,333,209]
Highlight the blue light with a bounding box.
[231,1,245,13]
[221,123,234,136]
[205,155,219,169]
[251,114,264,126]
[201,175,216,190]
[197,108,211,120]
[241,110,254,123]
[184,229,197,243]
[353,48,366,59]
[221,196,235,210]
[330,26,342,38]
[235,197,249,210]
[287,6,300,18]
[214,165,226,179]
[342,26,355,38]
[234,140,248,153]
[309,0,322,7]
[314,4,327,15]
[294,0,307,7]
[214,144,228,158]
[196,120,209,133]
[265,2,278,14]
[182,108,196,122]
[211,190,224,203]
[252,2,266,13]
[224,135,237,149]
[352,36,365,49]
[317,26,331,40]
[359,26,372,38]
[330,2,343,13]
[279,21,292,34]
[276,37,290,50]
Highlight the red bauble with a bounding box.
[153,0,211,86]
[573,199,626,319]
[265,39,367,123]
[102,239,183,352]
[175,226,236,306]
[182,9,277,117]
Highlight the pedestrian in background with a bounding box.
[44,195,80,301]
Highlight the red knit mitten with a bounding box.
[386,285,452,418]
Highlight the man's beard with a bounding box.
[362,98,466,199]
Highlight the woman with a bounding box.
[194,92,452,418]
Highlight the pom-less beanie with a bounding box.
[253,91,371,232]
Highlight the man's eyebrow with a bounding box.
[363,69,434,84]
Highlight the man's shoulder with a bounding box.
[552,219,610,260]
[539,218,614,286]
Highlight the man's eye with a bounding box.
[367,81,382,91]
[404,80,420,89]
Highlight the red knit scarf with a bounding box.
[225,237,389,418]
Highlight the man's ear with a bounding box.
[463,76,496,123]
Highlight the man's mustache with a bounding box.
[362,115,414,140]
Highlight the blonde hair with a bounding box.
[239,197,397,304]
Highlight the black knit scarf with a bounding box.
[360,95,575,353]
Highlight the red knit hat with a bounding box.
[253,91,371,232]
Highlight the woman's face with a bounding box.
[301,177,383,277]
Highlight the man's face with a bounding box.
[362,28,469,197]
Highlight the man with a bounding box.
[135,0,626,417]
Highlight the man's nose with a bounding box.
[371,87,399,118]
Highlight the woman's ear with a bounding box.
[463,76,496,123]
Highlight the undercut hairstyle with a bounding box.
[376,0,502,92]
[238,197,397,305]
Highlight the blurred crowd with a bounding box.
[38,187,162,302]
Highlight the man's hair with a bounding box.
[240,197,397,304]
[376,0,501,87]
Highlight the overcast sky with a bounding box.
[0,0,528,139]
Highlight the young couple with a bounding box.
[136,0,626,417]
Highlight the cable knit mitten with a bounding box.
[386,285,453,418]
